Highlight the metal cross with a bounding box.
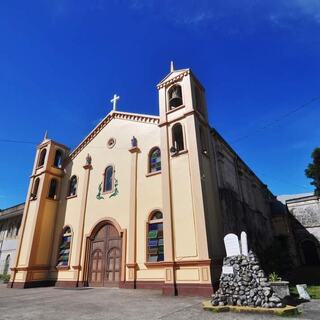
[110,94,120,111]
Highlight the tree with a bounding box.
[305,147,320,195]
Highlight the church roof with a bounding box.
[69,111,159,160]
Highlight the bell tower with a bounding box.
[157,63,224,295]
[9,133,69,288]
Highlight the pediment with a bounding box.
[69,111,159,160]
[157,68,190,88]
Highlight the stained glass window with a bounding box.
[68,176,78,196]
[149,148,161,173]
[104,166,114,192]
[147,211,164,262]
[57,227,72,267]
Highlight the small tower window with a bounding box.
[54,150,63,168]
[48,178,58,199]
[103,166,114,192]
[57,226,72,267]
[68,176,78,197]
[199,127,208,154]
[149,147,161,173]
[38,149,47,167]
[31,177,40,199]
[172,123,184,152]
[147,211,164,262]
[168,85,183,110]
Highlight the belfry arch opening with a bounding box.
[168,84,183,110]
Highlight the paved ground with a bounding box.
[0,284,319,320]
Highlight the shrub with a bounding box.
[269,272,282,282]
[0,274,10,282]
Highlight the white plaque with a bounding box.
[222,266,234,274]
[224,233,241,257]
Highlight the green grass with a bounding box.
[0,274,10,282]
[290,285,320,299]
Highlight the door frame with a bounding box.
[83,218,127,287]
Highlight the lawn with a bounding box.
[290,285,320,299]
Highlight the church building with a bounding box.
[9,65,278,296]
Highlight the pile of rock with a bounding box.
[211,250,283,308]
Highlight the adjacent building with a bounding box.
[0,203,24,275]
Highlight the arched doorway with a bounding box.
[301,240,320,265]
[88,222,122,287]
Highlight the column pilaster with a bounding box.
[74,161,92,285]
[126,146,140,288]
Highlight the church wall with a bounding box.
[170,152,198,259]
[34,199,59,265]
[199,147,225,261]
[49,153,86,271]
[135,139,162,280]
[211,132,275,254]
[17,200,38,266]
[51,118,167,282]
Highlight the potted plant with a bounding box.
[269,272,290,298]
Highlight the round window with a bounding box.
[107,138,116,149]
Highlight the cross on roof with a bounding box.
[110,94,120,111]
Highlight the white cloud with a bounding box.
[292,0,320,22]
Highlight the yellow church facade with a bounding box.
[8,66,276,296]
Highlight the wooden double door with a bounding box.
[88,223,122,287]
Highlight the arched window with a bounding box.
[7,224,14,238]
[38,148,47,167]
[147,211,164,262]
[103,166,114,192]
[54,150,63,168]
[48,178,58,199]
[168,85,183,110]
[3,255,10,275]
[57,227,72,267]
[31,177,40,199]
[68,176,78,197]
[149,148,161,173]
[16,220,21,236]
[172,123,184,152]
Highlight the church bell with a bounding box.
[169,85,183,109]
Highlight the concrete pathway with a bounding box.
[0,284,319,320]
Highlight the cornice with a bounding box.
[69,111,159,160]
[157,70,190,89]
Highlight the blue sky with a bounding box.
[0,0,320,208]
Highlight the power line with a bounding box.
[231,95,320,143]
[256,170,311,192]
[0,139,37,145]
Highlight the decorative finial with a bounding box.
[110,94,120,111]
[131,136,138,148]
[43,130,48,140]
[86,153,92,166]
[170,61,174,72]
